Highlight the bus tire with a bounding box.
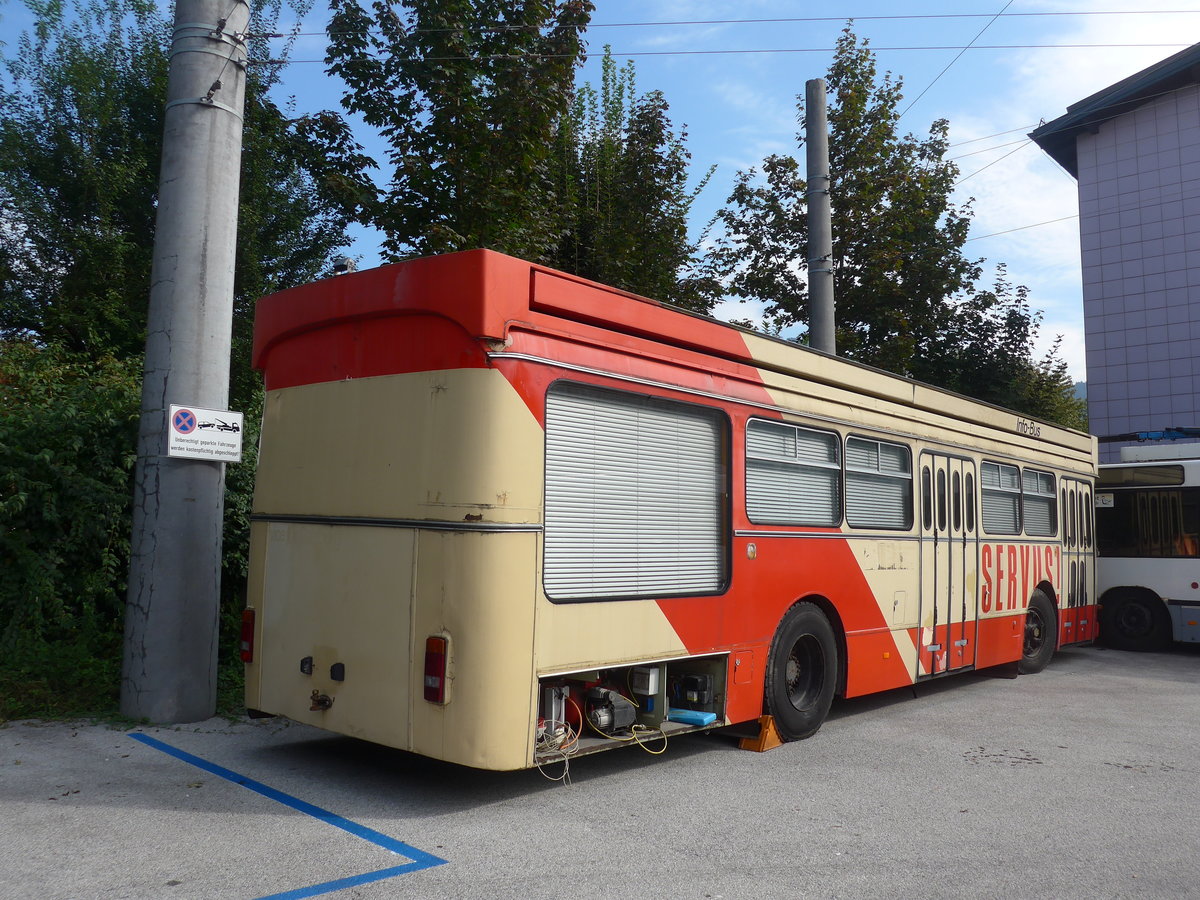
[764,602,838,741]
[1100,592,1171,652]
[1018,589,1056,674]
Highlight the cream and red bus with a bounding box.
[242,249,1097,771]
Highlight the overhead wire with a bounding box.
[897,0,1014,121]
[959,161,1195,245]
[953,79,1199,185]
[948,137,1029,160]
[948,124,1039,148]
[260,41,1193,65]
[258,9,1200,40]
[965,215,1079,243]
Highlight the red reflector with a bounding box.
[424,635,448,704]
[239,609,255,663]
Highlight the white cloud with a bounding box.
[936,1,1200,380]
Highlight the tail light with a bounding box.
[424,635,448,704]
[240,609,255,663]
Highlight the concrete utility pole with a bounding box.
[122,0,249,722]
[805,78,836,355]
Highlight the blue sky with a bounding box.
[6,1,1200,379]
[271,0,1200,381]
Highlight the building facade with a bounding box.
[1031,46,1200,462]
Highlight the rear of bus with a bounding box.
[242,254,546,770]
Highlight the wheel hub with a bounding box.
[785,636,824,710]
[1024,609,1046,656]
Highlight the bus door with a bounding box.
[919,454,979,676]
[1060,477,1095,642]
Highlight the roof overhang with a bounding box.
[1030,43,1200,178]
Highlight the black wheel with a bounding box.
[1100,592,1171,652]
[764,602,838,741]
[1019,589,1056,674]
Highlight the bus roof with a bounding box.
[254,249,1094,460]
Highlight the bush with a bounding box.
[0,342,140,647]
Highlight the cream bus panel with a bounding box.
[533,597,690,675]
[255,522,416,746]
[742,329,1094,462]
[850,540,921,624]
[409,529,539,771]
[254,369,543,524]
[251,521,541,771]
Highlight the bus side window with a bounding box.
[745,419,841,526]
[1022,469,1056,537]
[1061,487,1070,546]
[1078,489,1088,549]
[922,467,933,530]
[1069,487,1078,548]
[844,436,913,530]
[1136,493,1151,555]
[1083,489,1093,549]
[544,382,729,600]
[1167,491,1192,557]
[1181,486,1200,557]
[952,471,962,532]
[965,472,976,533]
[936,468,947,532]
[980,462,1020,534]
[1148,493,1160,555]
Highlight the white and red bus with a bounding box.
[242,250,1097,771]
[1096,458,1200,649]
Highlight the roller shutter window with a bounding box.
[981,461,1021,535]
[845,437,912,529]
[1022,468,1057,537]
[543,382,726,601]
[746,419,841,526]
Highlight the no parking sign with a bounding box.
[167,404,244,462]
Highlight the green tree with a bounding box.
[919,268,1086,428]
[552,49,714,311]
[0,0,165,358]
[710,28,1081,427]
[0,0,373,361]
[325,0,592,261]
[0,0,370,716]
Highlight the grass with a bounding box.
[0,634,246,725]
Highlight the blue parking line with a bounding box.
[255,863,432,900]
[130,733,447,898]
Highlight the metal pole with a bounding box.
[805,78,836,355]
[121,0,249,722]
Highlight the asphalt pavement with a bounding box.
[2,642,1198,900]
